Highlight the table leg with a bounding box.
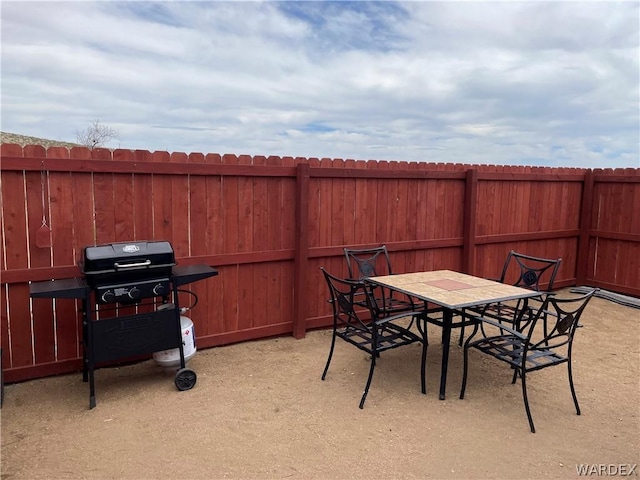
[439,308,453,400]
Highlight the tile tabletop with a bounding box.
[368,270,539,309]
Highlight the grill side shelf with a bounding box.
[29,278,89,299]
[172,265,219,287]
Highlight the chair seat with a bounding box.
[482,303,519,319]
[468,335,568,371]
[351,290,417,319]
[425,311,474,329]
[353,293,415,313]
[375,296,416,314]
[337,321,422,355]
[482,295,544,324]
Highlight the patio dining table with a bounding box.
[367,270,542,400]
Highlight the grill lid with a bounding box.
[80,241,176,276]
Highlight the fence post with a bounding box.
[462,167,478,275]
[292,162,310,339]
[576,169,595,286]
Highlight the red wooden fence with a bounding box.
[1,143,639,383]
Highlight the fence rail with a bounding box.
[2,144,639,383]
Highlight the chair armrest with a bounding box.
[468,304,520,323]
[464,310,528,340]
[373,310,423,326]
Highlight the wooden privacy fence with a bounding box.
[1,143,639,383]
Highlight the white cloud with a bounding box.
[1,0,638,168]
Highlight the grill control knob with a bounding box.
[101,290,115,303]
[153,283,167,297]
[127,287,141,300]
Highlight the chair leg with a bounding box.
[422,320,429,346]
[568,360,581,416]
[414,314,428,395]
[359,352,377,409]
[407,317,416,332]
[520,370,536,433]
[479,321,490,341]
[459,344,470,399]
[421,330,428,395]
[542,312,550,347]
[321,332,337,380]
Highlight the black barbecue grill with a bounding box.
[80,241,176,304]
[30,240,218,409]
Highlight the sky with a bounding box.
[1,1,638,168]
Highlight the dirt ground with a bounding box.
[1,289,639,480]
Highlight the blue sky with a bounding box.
[1,0,638,168]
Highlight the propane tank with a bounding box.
[153,304,196,369]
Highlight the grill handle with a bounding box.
[114,260,152,270]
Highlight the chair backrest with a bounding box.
[321,267,381,326]
[344,246,393,280]
[499,250,562,292]
[522,289,597,350]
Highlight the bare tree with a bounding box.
[76,119,119,149]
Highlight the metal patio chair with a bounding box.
[320,267,427,408]
[467,251,562,339]
[344,245,417,316]
[459,288,598,433]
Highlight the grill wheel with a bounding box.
[174,368,197,391]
